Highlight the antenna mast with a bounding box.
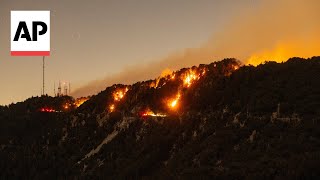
[64,83,68,95]
[58,81,61,96]
[42,56,45,95]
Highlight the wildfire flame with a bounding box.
[182,69,204,88]
[245,37,320,66]
[74,97,89,107]
[168,93,181,109]
[183,71,197,87]
[150,69,176,88]
[142,109,167,117]
[113,87,128,101]
[108,87,129,112]
[109,104,115,112]
[106,63,239,116]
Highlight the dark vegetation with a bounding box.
[1,57,320,179]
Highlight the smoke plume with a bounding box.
[72,0,320,97]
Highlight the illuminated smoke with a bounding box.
[72,0,319,97]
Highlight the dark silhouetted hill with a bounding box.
[1,57,320,179]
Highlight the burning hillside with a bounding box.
[1,57,320,179]
[109,87,129,112]
[74,97,90,107]
[77,58,241,118]
[37,96,90,113]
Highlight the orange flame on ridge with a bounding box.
[74,97,90,107]
[113,87,128,101]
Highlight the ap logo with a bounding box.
[11,11,50,56]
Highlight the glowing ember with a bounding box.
[64,104,69,110]
[63,102,72,110]
[40,107,56,113]
[109,104,115,112]
[201,69,206,76]
[233,65,239,70]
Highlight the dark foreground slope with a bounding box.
[1,57,320,179]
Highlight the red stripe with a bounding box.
[11,51,50,56]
